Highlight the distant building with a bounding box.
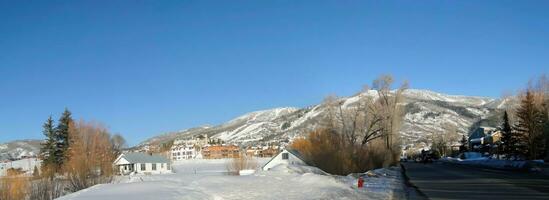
[245,146,279,158]
[171,145,199,160]
[170,134,209,161]
[258,147,279,157]
[262,149,306,171]
[469,127,492,149]
[468,127,503,154]
[202,145,240,159]
[114,152,171,175]
[0,158,41,176]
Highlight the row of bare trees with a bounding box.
[291,75,408,175]
[64,120,118,191]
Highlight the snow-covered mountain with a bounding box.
[136,89,511,149]
[0,89,512,158]
[0,139,42,160]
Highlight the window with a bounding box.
[161,163,164,169]
[152,164,157,171]
[140,164,146,171]
[282,153,289,160]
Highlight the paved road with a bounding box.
[402,162,549,200]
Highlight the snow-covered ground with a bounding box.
[440,154,545,171]
[57,158,405,200]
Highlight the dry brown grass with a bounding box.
[0,170,30,200]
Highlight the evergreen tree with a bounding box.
[541,101,549,160]
[500,111,514,157]
[39,116,57,170]
[514,91,545,160]
[33,165,40,177]
[55,108,73,166]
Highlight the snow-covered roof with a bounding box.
[117,152,169,164]
[262,149,306,169]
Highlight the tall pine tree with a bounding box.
[39,116,57,170]
[514,91,545,160]
[55,108,73,166]
[542,100,549,160]
[500,111,514,157]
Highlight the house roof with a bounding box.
[286,149,305,161]
[262,149,307,169]
[120,152,169,164]
[469,127,487,139]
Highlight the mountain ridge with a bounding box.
[135,89,511,150]
[2,89,513,157]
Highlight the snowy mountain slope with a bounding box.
[136,89,509,150]
[0,139,42,160]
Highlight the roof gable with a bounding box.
[120,152,169,164]
[262,149,307,169]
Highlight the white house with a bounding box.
[114,152,171,175]
[262,149,307,171]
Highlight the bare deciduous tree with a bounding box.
[294,75,408,174]
[110,133,127,156]
[64,120,115,192]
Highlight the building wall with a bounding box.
[202,145,240,159]
[133,162,171,174]
[171,145,199,161]
[0,158,42,176]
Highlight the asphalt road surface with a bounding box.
[402,162,549,200]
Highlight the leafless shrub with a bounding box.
[291,129,400,175]
[226,153,258,175]
[28,177,65,200]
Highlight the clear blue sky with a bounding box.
[1,1,547,145]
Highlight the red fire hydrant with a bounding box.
[358,177,364,188]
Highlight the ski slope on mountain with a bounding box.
[136,89,508,150]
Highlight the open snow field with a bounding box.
[57,158,404,200]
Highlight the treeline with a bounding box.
[0,109,127,200]
[499,76,549,160]
[291,75,407,175]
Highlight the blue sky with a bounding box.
[1,1,547,145]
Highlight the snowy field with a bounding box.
[57,158,404,200]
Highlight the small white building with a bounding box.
[114,152,171,175]
[262,149,307,171]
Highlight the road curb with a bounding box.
[400,163,428,200]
